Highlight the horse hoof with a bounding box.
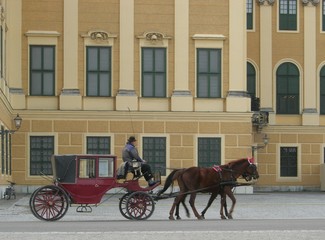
[228,215,233,220]
[197,216,204,220]
[176,216,182,220]
[221,215,227,220]
[200,215,205,219]
[169,216,175,220]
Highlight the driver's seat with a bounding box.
[117,160,142,180]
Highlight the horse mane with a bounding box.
[224,158,248,168]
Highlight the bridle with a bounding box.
[242,162,259,181]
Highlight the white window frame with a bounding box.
[25,31,60,96]
[277,143,301,182]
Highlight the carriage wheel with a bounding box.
[119,192,132,220]
[126,191,155,220]
[29,185,69,221]
[4,191,10,200]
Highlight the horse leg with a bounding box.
[169,201,177,220]
[182,200,190,218]
[224,198,228,217]
[169,195,183,220]
[175,195,190,219]
[219,192,227,219]
[175,194,188,220]
[188,193,203,220]
[225,187,236,219]
[201,192,218,219]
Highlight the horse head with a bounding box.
[242,158,259,181]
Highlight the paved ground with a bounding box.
[1,190,325,240]
[1,190,325,221]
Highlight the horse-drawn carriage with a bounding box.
[29,154,160,221]
[29,154,259,221]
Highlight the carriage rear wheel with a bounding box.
[125,191,155,220]
[29,185,69,221]
[119,192,132,220]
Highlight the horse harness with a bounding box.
[212,165,237,187]
[212,160,257,187]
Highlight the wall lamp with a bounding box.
[0,114,23,135]
[252,134,269,152]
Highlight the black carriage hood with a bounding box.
[51,155,76,183]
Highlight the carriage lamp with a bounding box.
[0,113,23,135]
[252,134,269,152]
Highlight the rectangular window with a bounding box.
[321,72,325,114]
[98,157,114,178]
[142,137,166,175]
[30,136,54,175]
[142,48,166,97]
[198,137,221,167]
[86,46,111,97]
[5,131,8,175]
[87,136,110,154]
[247,0,253,30]
[323,1,325,31]
[1,126,4,174]
[0,26,3,78]
[280,146,298,177]
[8,134,12,175]
[197,49,221,98]
[279,0,297,31]
[30,45,55,96]
[79,158,96,178]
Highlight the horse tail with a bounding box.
[157,169,183,196]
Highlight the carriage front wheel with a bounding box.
[29,185,69,221]
[125,191,155,220]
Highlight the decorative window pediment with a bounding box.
[257,0,275,5]
[301,0,319,6]
[137,31,171,45]
[81,30,117,43]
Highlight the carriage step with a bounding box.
[76,205,92,213]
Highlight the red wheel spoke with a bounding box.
[30,186,69,221]
[126,192,155,220]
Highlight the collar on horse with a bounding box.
[212,164,236,184]
[212,165,222,173]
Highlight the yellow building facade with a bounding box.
[0,0,324,193]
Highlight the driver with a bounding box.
[122,136,158,186]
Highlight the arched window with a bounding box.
[320,66,325,114]
[247,62,256,98]
[276,62,299,114]
[247,62,258,111]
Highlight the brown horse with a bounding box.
[157,158,259,220]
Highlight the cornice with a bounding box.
[192,34,226,41]
[25,31,61,37]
